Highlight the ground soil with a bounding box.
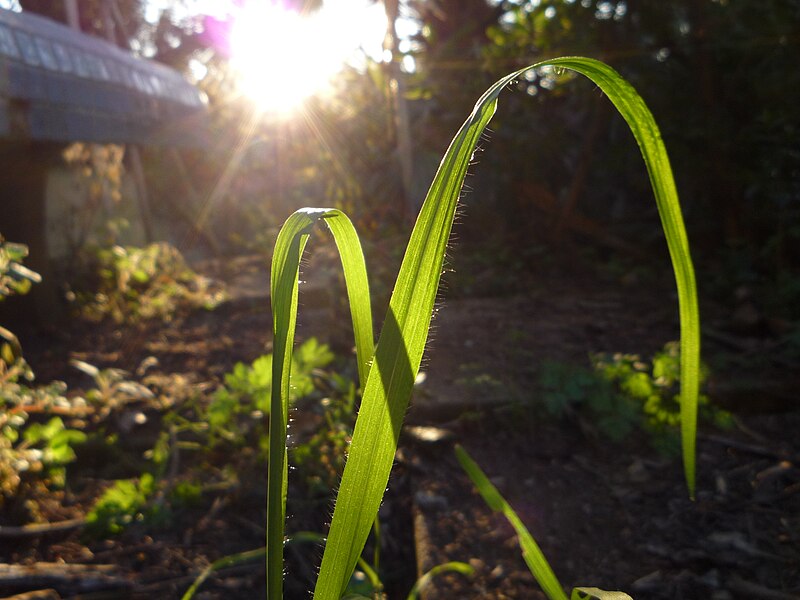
[2,252,798,599]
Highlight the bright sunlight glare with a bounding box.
[229,1,386,114]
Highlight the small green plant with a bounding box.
[1,358,87,511]
[79,339,343,540]
[539,343,730,455]
[0,409,87,504]
[0,237,41,300]
[1,237,41,369]
[84,473,157,537]
[1,242,89,514]
[207,337,334,452]
[593,342,731,452]
[74,242,226,322]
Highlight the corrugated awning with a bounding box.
[0,8,206,146]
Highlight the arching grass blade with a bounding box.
[268,208,374,599]
[313,56,698,599]
[545,57,700,497]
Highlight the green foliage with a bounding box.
[593,342,731,453]
[84,473,156,537]
[1,353,165,523]
[478,0,800,266]
[0,237,41,372]
[22,416,87,467]
[0,237,41,300]
[0,356,87,504]
[0,411,86,502]
[540,342,730,454]
[207,338,335,450]
[75,242,226,323]
[75,338,343,541]
[213,354,274,417]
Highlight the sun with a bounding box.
[228,1,385,114]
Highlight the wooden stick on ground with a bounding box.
[0,564,129,594]
[0,519,85,538]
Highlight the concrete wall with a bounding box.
[45,162,146,260]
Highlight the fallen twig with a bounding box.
[700,433,797,462]
[0,563,129,594]
[0,519,85,538]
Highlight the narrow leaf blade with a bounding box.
[268,208,373,599]
[455,445,568,600]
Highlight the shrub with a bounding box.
[74,242,226,323]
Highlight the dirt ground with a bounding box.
[2,252,798,599]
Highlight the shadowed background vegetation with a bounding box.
[18,0,798,323]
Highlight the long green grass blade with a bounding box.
[314,62,503,600]
[455,445,568,600]
[269,208,373,599]
[544,57,700,497]
[313,56,699,599]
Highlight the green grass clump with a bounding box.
[233,56,700,599]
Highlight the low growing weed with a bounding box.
[0,245,89,511]
[207,337,336,452]
[0,364,89,516]
[0,237,41,300]
[539,342,730,454]
[1,237,41,366]
[592,342,731,453]
[84,472,157,537]
[81,338,352,540]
